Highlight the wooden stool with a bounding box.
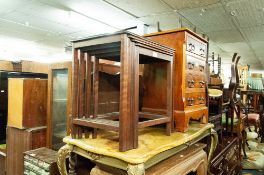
[90,143,207,175]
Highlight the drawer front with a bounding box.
[186,71,206,89]
[185,92,206,107]
[186,34,207,58]
[186,54,206,73]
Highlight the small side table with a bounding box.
[57,123,217,175]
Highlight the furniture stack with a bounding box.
[6,78,48,175]
[70,31,174,152]
[144,28,209,132]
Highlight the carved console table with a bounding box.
[57,123,217,175]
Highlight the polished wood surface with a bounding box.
[47,62,72,149]
[6,126,46,175]
[8,78,47,129]
[144,28,208,132]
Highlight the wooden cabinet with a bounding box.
[144,28,208,132]
[0,72,47,143]
[8,78,47,129]
[47,62,72,150]
[6,126,47,175]
[24,147,60,175]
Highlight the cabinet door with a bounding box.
[52,69,68,149]
[47,62,72,150]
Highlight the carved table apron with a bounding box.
[57,123,217,175]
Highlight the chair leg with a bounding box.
[242,129,248,159]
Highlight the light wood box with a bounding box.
[8,78,47,129]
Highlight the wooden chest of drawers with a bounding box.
[143,28,208,132]
[24,147,59,175]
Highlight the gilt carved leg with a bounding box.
[207,129,218,175]
[127,164,145,175]
[57,144,74,175]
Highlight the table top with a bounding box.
[63,122,214,164]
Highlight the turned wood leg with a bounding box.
[57,144,73,175]
[241,129,248,159]
[69,152,77,175]
[207,129,218,175]
[127,164,145,175]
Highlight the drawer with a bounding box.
[186,34,207,58]
[185,92,206,107]
[186,71,206,89]
[186,54,206,73]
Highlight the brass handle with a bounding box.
[188,80,195,88]
[199,65,204,72]
[187,98,195,106]
[188,43,193,51]
[188,43,195,52]
[198,97,205,104]
[192,44,195,51]
[188,62,195,69]
[199,81,205,88]
[200,48,205,56]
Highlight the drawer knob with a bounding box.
[188,80,195,88]
[188,62,195,69]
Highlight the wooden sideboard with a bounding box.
[144,28,208,132]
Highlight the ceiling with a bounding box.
[0,0,263,69]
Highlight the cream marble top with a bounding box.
[63,122,214,164]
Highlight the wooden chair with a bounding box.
[222,53,248,159]
[70,32,174,152]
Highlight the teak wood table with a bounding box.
[57,122,218,175]
[70,31,175,152]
